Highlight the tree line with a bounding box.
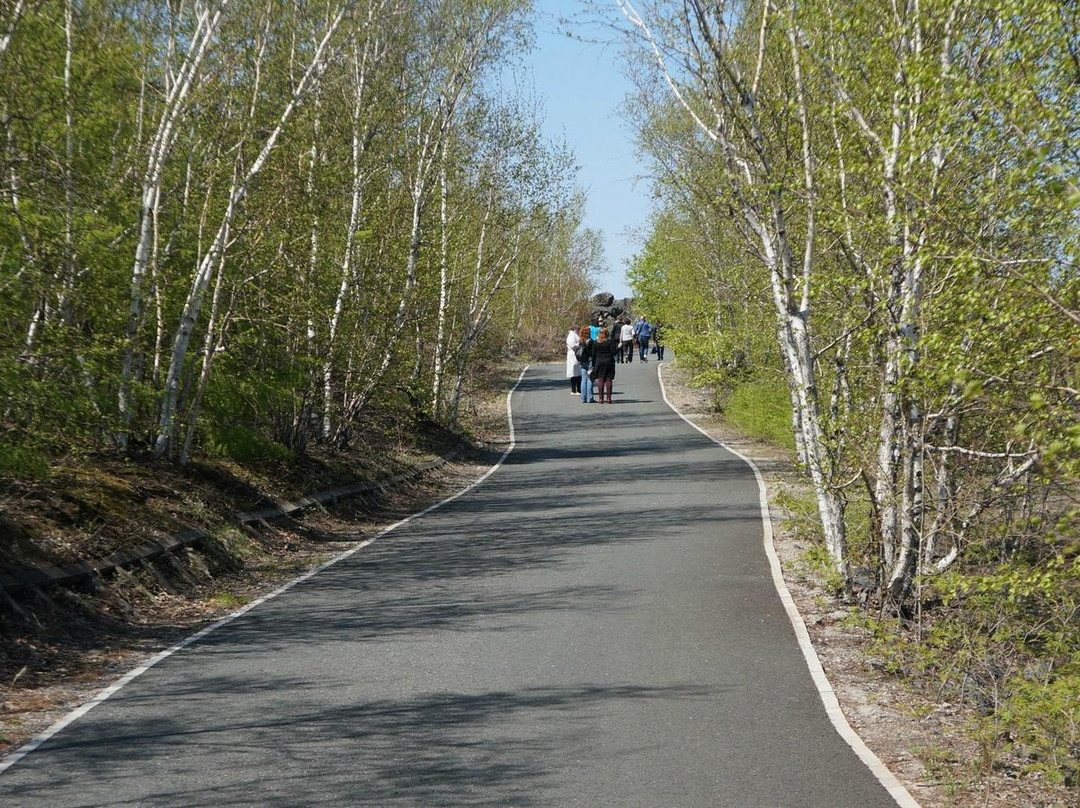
[616,0,1080,784]
[1,0,600,469]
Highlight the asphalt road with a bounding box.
[0,360,905,807]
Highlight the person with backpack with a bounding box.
[575,325,595,403]
[652,322,665,360]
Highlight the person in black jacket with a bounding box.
[590,327,617,404]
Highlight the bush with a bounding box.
[0,440,51,480]
[205,425,295,463]
[721,376,795,452]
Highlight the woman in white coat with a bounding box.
[566,327,581,396]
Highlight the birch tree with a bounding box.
[119,0,231,448]
[617,0,851,585]
[154,0,355,457]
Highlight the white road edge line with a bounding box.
[656,362,921,808]
[0,365,532,777]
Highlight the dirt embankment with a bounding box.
[0,383,513,758]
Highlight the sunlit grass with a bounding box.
[721,377,796,453]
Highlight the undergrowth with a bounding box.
[718,375,796,453]
[856,553,1080,796]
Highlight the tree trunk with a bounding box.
[120,0,230,448]
[155,3,349,457]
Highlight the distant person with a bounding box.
[566,326,581,396]
[576,325,595,403]
[590,327,617,404]
[653,322,665,360]
[620,319,635,363]
[634,316,653,361]
[589,316,601,340]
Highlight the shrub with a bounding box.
[721,376,796,452]
[205,425,295,463]
[0,440,51,480]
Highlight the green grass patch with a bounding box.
[773,486,825,545]
[208,591,249,609]
[721,376,795,452]
[205,424,295,463]
[793,542,845,594]
[213,527,258,560]
[0,441,51,480]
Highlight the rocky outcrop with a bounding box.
[590,292,633,323]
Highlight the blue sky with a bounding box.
[515,2,653,300]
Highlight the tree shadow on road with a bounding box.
[9,680,722,807]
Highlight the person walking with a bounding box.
[634,316,653,361]
[566,326,581,396]
[653,322,666,360]
[576,325,595,403]
[620,318,635,363]
[590,327,617,404]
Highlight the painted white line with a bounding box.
[0,365,531,777]
[656,363,921,808]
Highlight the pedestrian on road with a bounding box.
[588,316,601,340]
[634,316,653,361]
[576,325,595,403]
[653,323,665,361]
[590,327,617,404]
[620,319,635,363]
[566,327,581,395]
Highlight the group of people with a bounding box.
[565,315,664,404]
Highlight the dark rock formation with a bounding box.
[590,292,633,325]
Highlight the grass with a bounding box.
[208,591,249,608]
[720,376,796,453]
[0,440,50,480]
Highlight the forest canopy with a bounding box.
[0,0,602,468]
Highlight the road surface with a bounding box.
[0,360,906,807]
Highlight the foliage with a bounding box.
[0,0,597,469]
[616,0,1080,786]
[0,441,51,480]
[204,425,295,464]
[720,376,796,454]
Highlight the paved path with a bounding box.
[1,361,903,807]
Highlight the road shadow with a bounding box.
[9,681,723,807]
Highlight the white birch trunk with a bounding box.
[0,0,26,79]
[155,3,350,457]
[120,0,230,447]
[322,27,373,439]
[448,230,522,428]
[179,247,229,464]
[431,136,450,416]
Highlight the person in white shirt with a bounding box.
[620,320,635,364]
[566,327,581,396]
